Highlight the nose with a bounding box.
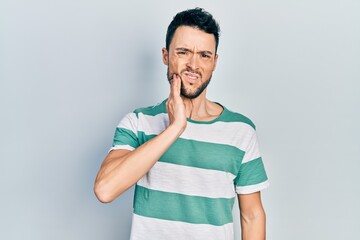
[186,53,199,71]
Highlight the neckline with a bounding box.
[186,102,227,124]
[161,99,227,124]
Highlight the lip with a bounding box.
[183,72,199,84]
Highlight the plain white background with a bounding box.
[1,0,359,239]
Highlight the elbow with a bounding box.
[94,182,116,203]
[94,172,134,203]
[95,192,114,204]
[241,208,266,224]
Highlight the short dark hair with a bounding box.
[165,8,220,53]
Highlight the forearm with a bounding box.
[241,209,266,240]
[95,74,186,203]
[94,124,184,202]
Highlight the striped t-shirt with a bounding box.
[110,99,269,240]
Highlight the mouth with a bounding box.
[182,71,200,84]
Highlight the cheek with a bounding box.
[169,58,186,72]
[203,63,216,73]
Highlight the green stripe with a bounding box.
[112,127,139,149]
[137,131,156,144]
[134,185,235,226]
[235,157,268,186]
[218,108,256,129]
[137,131,244,175]
[134,99,167,117]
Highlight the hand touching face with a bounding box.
[166,74,187,133]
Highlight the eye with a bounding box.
[201,53,210,58]
[177,51,187,55]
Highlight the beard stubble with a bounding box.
[167,67,212,99]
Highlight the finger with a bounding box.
[170,74,178,97]
[166,100,170,113]
[169,75,173,94]
[175,74,182,94]
[172,74,181,97]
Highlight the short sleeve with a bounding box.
[109,112,140,152]
[234,130,269,194]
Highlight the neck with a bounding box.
[182,89,223,121]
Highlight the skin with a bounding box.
[239,192,266,240]
[94,26,266,240]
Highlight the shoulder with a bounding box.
[220,105,257,130]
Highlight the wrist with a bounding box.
[167,121,187,137]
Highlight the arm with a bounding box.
[238,192,266,240]
[94,74,186,203]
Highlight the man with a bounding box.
[94,8,269,240]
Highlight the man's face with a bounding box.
[162,26,218,99]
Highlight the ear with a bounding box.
[162,48,169,65]
[213,53,219,71]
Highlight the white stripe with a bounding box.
[183,121,254,152]
[137,112,169,135]
[137,113,256,152]
[235,180,270,194]
[109,145,134,152]
[130,214,234,240]
[117,112,138,137]
[137,162,236,199]
[241,131,261,164]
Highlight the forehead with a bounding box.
[170,26,216,52]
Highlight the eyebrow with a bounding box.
[175,47,214,56]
